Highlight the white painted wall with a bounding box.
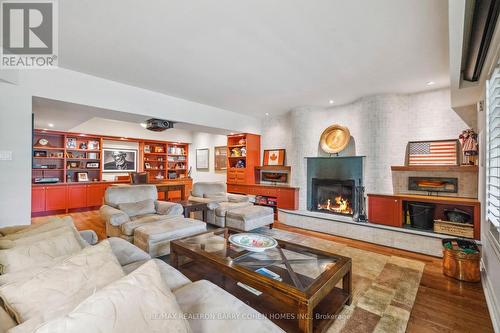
[189,132,227,183]
[16,68,262,134]
[262,89,476,209]
[0,83,32,226]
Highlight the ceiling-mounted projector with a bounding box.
[145,118,174,132]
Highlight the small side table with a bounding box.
[177,200,209,222]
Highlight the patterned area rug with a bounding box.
[259,228,425,333]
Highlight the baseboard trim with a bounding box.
[481,255,500,333]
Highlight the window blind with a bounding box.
[487,64,500,230]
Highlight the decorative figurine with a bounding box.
[459,129,478,165]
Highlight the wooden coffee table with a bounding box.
[170,228,352,333]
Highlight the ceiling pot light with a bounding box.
[48,123,54,128]
[426,81,436,86]
[265,113,270,116]
[140,123,147,128]
[329,100,335,104]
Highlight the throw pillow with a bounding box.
[0,230,82,274]
[118,199,156,217]
[0,240,124,327]
[32,260,191,333]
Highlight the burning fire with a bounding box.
[317,196,353,215]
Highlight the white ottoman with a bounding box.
[134,217,206,257]
[225,205,274,231]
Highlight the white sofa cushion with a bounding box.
[105,185,158,208]
[0,230,82,274]
[0,216,88,249]
[0,240,123,328]
[191,182,226,198]
[120,214,166,236]
[203,192,228,202]
[174,280,284,332]
[214,201,253,217]
[118,199,156,217]
[32,260,191,333]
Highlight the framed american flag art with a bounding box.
[406,140,460,166]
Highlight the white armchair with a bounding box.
[188,182,252,227]
[100,185,183,241]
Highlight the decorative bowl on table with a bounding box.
[228,233,278,252]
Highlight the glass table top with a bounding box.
[174,229,341,291]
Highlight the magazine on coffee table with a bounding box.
[237,268,282,296]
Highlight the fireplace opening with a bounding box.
[311,178,355,216]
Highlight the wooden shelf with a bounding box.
[229,156,246,158]
[391,165,478,173]
[255,165,291,171]
[66,149,101,153]
[33,157,64,159]
[33,146,65,150]
[144,152,167,156]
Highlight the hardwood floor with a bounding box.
[31,211,494,333]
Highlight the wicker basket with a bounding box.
[434,219,474,238]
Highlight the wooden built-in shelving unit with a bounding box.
[226,133,260,184]
[33,130,190,184]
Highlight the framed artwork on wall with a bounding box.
[214,146,227,171]
[103,148,137,172]
[406,140,460,166]
[263,149,286,166]
[196,148,209,170]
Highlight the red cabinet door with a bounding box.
[67,185,87,209]
[368,195,401,227]
[32,187,46,213]
[86,184,107,207]
[45,186,68,211]
[277,189,299,210]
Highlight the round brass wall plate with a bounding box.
[320,124,351,153]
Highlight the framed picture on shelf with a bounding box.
[145,162,151,169]
[263,149,286,166]
[66,138,77,149]
[88,140,100,150]
[196,148,209,169]
[154,146,164,153]
[87,152,99,160]
[406,140,460,166]
[33,151,47,157]
[144,145,151,153]
[86,162,100,169]
[67,161,80,169]
[214,146,227,171]
[103,149,137,172]
[79,142,88,150]
[77,172,89,182]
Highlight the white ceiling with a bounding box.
[59,0,450,116]
[32,97,231,135]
